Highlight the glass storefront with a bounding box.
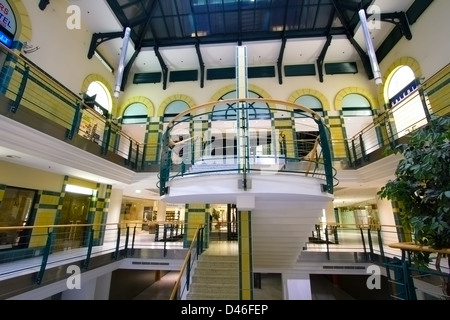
[0,186,37,249]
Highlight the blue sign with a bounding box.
[0,29,12,47]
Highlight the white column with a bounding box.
[286,276,312,300]
[157,200,166,221]
[107,187,123,225]
[103,187,123,242]
[94,272,112,300]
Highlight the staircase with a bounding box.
[185,254,239,300]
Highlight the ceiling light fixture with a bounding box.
[358,9,382,86]
[65,184,94,195]
[114,27,131,98]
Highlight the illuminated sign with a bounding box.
[0,29,11,47]
[0,0,16,47]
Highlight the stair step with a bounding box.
[190,282,239,289]
[194,262,238,269]
[185,292,239,300]
[192,270,239,283]
[189,284,239,294]
[186,252,240,300]
[198,254,238,260]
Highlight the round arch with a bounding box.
[8,1,32,44]
[287,89,331,112]
[157,94,196,117]
[210,84,273,104]
[119,96,155,117]
[381,57,422,106]
[334,87,378,111]
[81,74,116,116]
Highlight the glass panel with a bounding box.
[388,66,415,99]
[86,81,111,112]
[0,187,36,249]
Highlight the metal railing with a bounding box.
[333,74,449,169]
[1,220,449,300]
[305,222,450,300]
[159,99,337,195]
[0,221,198,298]
[0,44,144,169]
[1,43,449,175]
[169,225,204,300]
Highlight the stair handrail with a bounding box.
[169,224,204,300]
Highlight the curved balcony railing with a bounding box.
[1,43,449,174]
[159,98,337,196]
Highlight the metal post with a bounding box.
[36,229,53,284]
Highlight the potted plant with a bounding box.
[378,114,450,297]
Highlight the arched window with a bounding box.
[295,95,323,116]
[340,93,376,162]
[293,95,323,133]
[163,100,190,123]
[123,102,148,124]
[388,66,415,104]
[387,65,430,138]
[79,80,112,143]
[342,93,373,138]
[163,100,190,142]
[120,102,148,144]
[208,90,271,158]
[212,90,271,121]
[85,81,112,117]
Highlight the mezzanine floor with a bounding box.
[1,229,389,300]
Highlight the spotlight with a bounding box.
[39,0,50,11]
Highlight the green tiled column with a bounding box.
[30,189,61,248]
[184,203,209,248]
[323,110,344,159]
[0,184,5,203]
[145,116,164,164]
[391,200,412,243]
[272,111,297,158]
[192,116,211,161]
